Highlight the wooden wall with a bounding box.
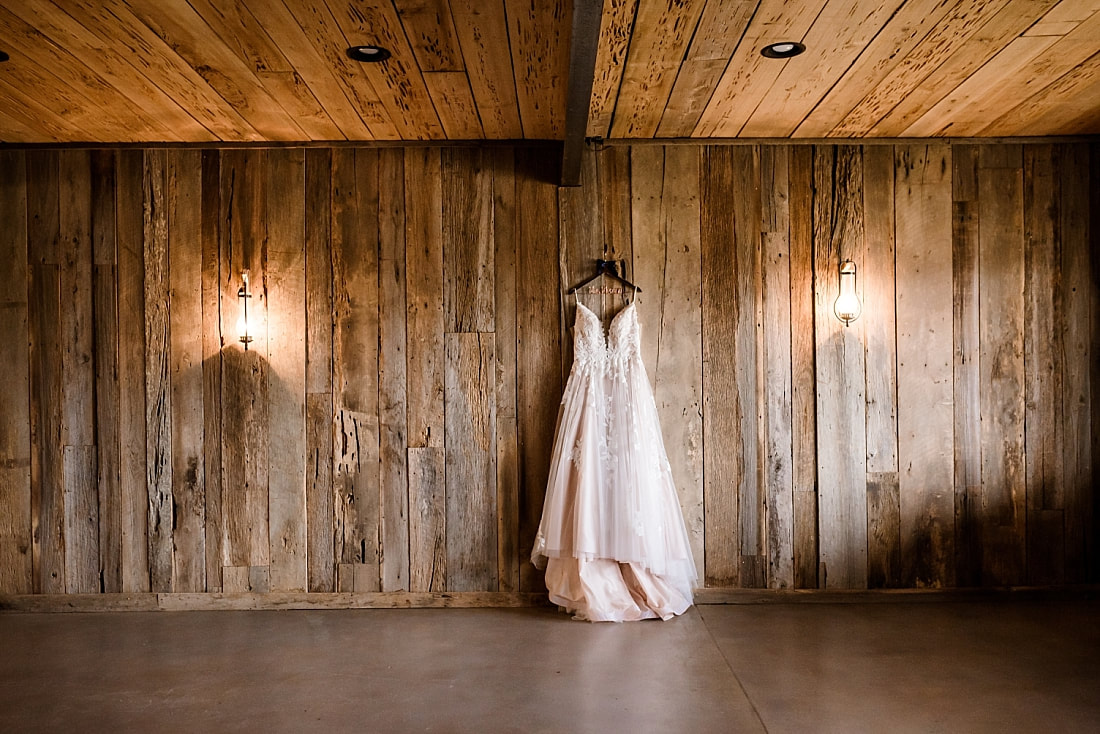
[0,142,1096,597]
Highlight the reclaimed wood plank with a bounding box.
[515,146,560,592]
[409,446,446,592]
[90,150,121,594]
[167,150,206,592]
[701,146,739,587]
[143,149,173,592]
[266,148,308,593]
[1060,143,1092,582]
[378,148,409,592]
[952,144,982,588]
[116,150,149,592]
[587,0,638,138]
[761,146,794,589]
[630,145,664,390]
[450,0,523,138]
[504,0,569,139]
[62,446,98,593]
[1023,145,1065,585]
[813,145,868,590]
[0,150,32,594]
[789,145,819,589]
[977,145,1027,586]
[304,148,333,592]
[862,145,900,589]
[331,148,380,589]
[895,144,955,589]
[445,333,497,591]
[423,72,484,139]
[200,150,223,591]
[492,147,520,592]
[443,148,494,332]
[405,147,446,450]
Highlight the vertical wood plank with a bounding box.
[267,148,307,592]
[733,146,764,588]
[492,147,520,592]
[378,147,409,592]
[220,149,270,572]
[305,148,334,592]
[443,148,494,333]
[977,144,1027,586]
[445,333,497,591]
[144,148,173,592]
[332,148,380,592]
[91,150,121,594]
[862,145,901,589]
[168,149,205,592]
[200,150,223,592]
[952,144,982,588]
[116,149,149,592]
[406,147,446,589]
[896,144,955,588]
[813,145,868,589]
[408,447,445,592]
[59,150,99,593]
[701,145,739,587]
[516,146,560,592]
[559,147,603,384]
[0,150,32,594]
[598,146,634,316]
[630,146,664,388]
[761,146,794,589]
[789,145,819,589]
[1060,143,1092,583]
[1023,145,1065,585]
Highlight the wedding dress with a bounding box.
[531,296,697,621]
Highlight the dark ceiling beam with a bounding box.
[560,0,603,187]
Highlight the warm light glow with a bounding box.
[238,270,253,349]
[834,259,861,326]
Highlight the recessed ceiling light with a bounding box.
[346,45,391,63]
[761,42,805,59]
[0,51,9,63]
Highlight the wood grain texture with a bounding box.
[168,150,206,592]
[445,333,497,591]
[895,144,955,588]
[813,145,868,589]
[0,150,32,594]
[378,148,409,592]
[504,0,569,139]
[200,150,223,592]
[700,146,739,586]
[266,148,307,592]
[409,446,446,592]
[331,148,380,589]
[443,148,494,333]
[977,144,1027,586]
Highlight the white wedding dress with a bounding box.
[531,297,697,621]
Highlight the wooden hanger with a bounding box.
[568,259,642,293]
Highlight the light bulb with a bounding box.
[833,259,861,326]
[238,270,253,349]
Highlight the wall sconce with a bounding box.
[833,259,861,326]
[237,270,253,349]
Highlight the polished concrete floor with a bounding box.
[1,600,1098,733]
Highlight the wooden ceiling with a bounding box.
[0,0,1098,144]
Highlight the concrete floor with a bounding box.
[1,600,1097,733]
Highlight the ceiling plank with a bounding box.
[0,77,87,142]
[324,0,445,139]
[868,0,1061,136]
[5,0,215,142]
[694,0,828,138]
[561,0,603,186]
[794,0,961,138]
[424,71,485,139]
[981,49,1100,136]
[609,0,708,138]
[505,0,570,139]
[587,0,638,139]
[656,0,758,138]
[908,9,1100,136]
[393,0,465,72]
[740,0,906,137]
[184,0,345,140]
[279,0,400,140]
[450,0,523,138]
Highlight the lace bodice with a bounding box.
[573,301,640,370]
